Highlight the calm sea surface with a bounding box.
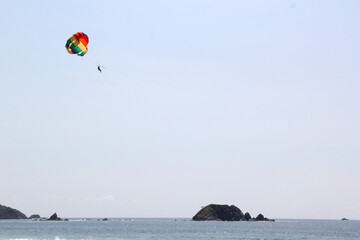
[0,218,359,240]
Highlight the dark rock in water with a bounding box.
[255,213,274,222]
[0,204,27,219]
[64,219,69,221]
[244,212,252,221]
[341,218,349,221]
[192,204,244,221]
[30,214,41,219]
[48,213,61,221]
[192,204,274,222]
[102,218,108,221]
[256,214,264,221]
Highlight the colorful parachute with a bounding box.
[65,32,89,56]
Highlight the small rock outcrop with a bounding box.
[255,214,265,221]
[48,213,61,221]
[192,204,274,222]
[0,204,27,219]
[244,212,252,221]
[30,214,41,219]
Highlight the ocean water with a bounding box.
[0,218,359,240]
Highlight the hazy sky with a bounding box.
[1,0,359,219]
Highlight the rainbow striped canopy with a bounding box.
[65,32,89,56]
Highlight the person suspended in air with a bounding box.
[97,65,102,73]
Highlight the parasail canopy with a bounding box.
[65,32,89,56]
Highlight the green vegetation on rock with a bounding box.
[192,204,274,221]
[193,204,245,221]
[0,204,27,219]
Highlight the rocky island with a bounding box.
[48,213,62,221]
[192,204,274,221]
[0,204,27,219]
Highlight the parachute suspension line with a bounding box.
[88,47,107,72]
[65,32,105,73]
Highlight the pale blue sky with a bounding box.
[0,0,359,219]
